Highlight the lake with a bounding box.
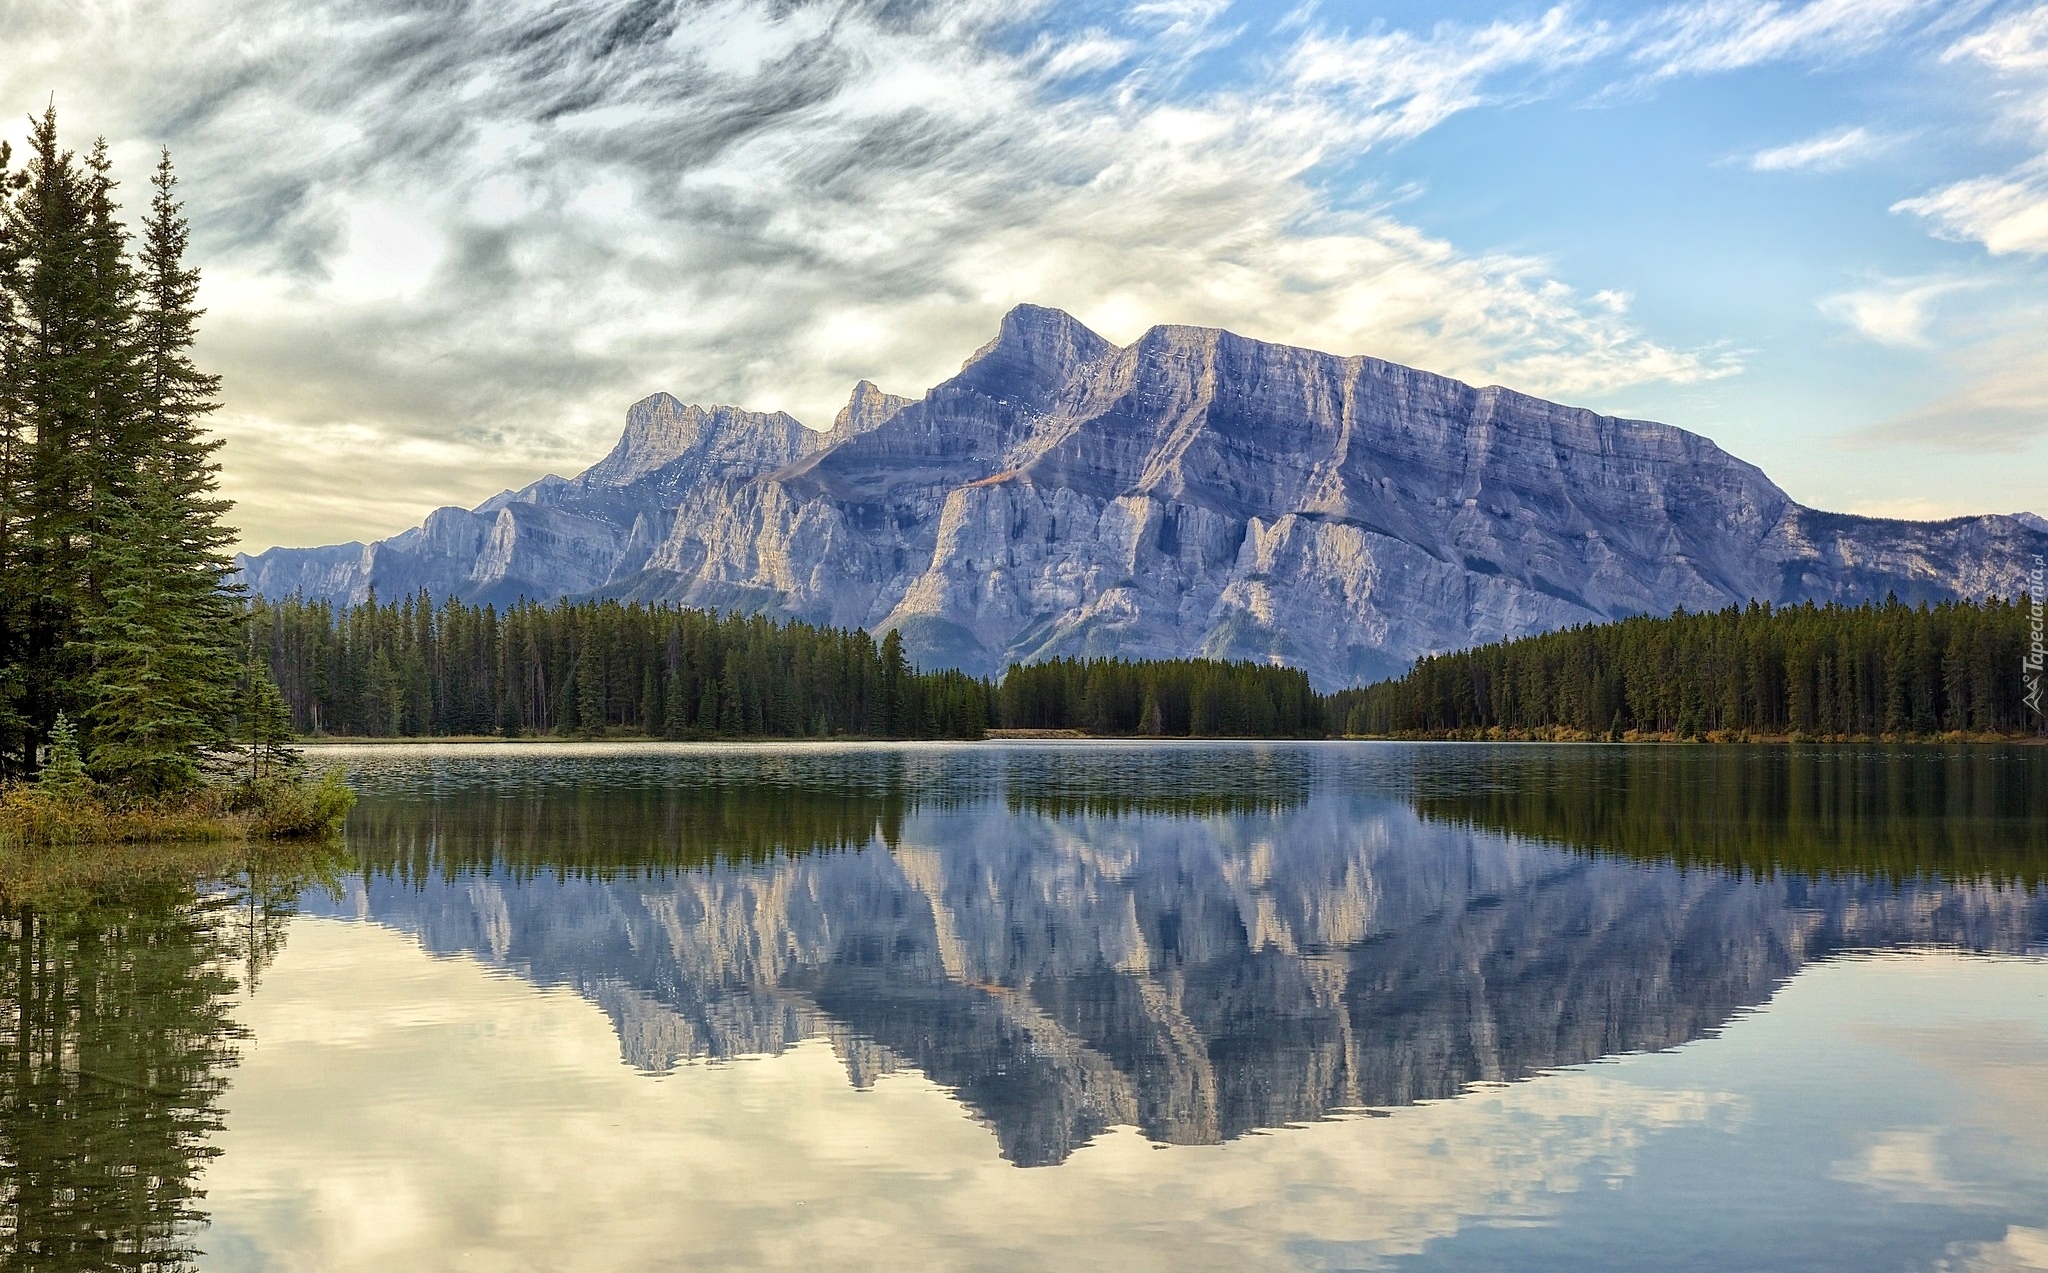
[6,742,2048,1271]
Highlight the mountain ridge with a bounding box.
[236,304,2048,686]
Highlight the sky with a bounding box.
[4,0,2046,552]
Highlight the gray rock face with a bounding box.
[237,305,2048,684]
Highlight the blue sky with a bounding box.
[5,0,2045,548]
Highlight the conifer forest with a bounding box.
[1335,596,2041,739]
[246,593,1328,740]
[0,107,284,793]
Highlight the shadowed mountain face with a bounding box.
[237,306,2048,685]
[318,744,2048,1168]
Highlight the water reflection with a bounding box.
[7,743,2045,1271]
[1409,745,2048,884]
[320,744,2048,1167]
[0,875,300,1272]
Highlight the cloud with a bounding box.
[1948,3,2048,72]
[1285,6,1616,145]
[1896,160,2048,254]
[1895,6,2048,255]
[5,0,1764,551]
[1818,276,1976,345]
[1,0,1988,550]
[1748,124,1890,171]
[1630,0,1947,77]
[1846,332,2048,451]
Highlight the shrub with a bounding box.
[248,766,357,839]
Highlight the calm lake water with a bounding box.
[7,742,2048,1272]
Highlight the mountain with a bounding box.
[236,304,2048,686]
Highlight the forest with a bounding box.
[248,593,1329,739]
[0,106,295,794]
[254,593,2043,743]
[1333,595,2041,739]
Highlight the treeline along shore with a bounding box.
[253,591,2038,743]
[1333,594,2042,740]
[251,593,1325,740]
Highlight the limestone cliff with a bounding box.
[237,305,2048,684]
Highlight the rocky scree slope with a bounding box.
[236,305,2048,686]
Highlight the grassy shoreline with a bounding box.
[0,761,354,863]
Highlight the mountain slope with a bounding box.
[237,304,2048,685]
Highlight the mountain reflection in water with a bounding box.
[319,743,2048,1168]
[6,743,2045,1272]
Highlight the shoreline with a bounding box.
[0,767,355,865]
[293,730,2048,745]
[1344,728,2047,745]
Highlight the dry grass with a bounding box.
[0,767,356,906]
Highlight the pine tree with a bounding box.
[78,475,225,794]
[0,134,29,774]
[234,658,299,782]
[0,109,241,787]
[880,629,909,735]
[136,151,234,555]
[35,709,91,801]
[7,106,99,753]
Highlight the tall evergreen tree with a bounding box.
[0,134,29,772]
[6,106,99,758]
[78,472,233,794]
[136,151,231,533]
[0,109,241,787]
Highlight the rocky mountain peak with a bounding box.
[583,395,814,489]
[235,306,2048,685]
[830,380,913,442]
[949,304,1115,411]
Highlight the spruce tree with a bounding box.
[137,151,232,543]
[234,656,298,782]
[78,472,233,795]
[0,113,245,789]
[7,107,98,752]
[881,628,908,735]
[35,710,91,801]
[0,135,28,774]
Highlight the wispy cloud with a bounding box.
[1286,6,1615,146]
[1896,161,2048,254]
[0,0,1985,549]
[1818,276,1976,344]
[1748,125,1891,171]
[1631,0,1947,77]
[4,0,1750,549]
[1895,5,2048,255]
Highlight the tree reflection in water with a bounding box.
[326,744,2048,1167]
[0,869,305,1272]
[3,740,2045,1269]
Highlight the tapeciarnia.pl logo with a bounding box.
[2027,554,2045,722]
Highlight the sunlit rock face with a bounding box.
[236,305,2048,685]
